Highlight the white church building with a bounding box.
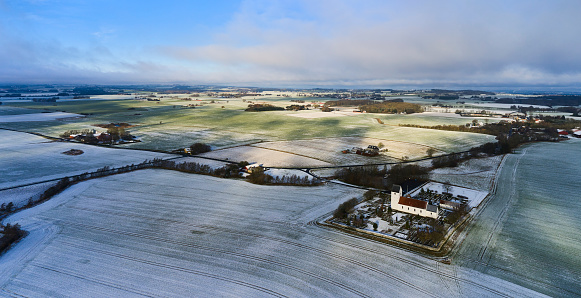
[391,185,438,219]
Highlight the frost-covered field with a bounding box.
[429,155,504,191]
[0,181,57,208]
[455,140,581,297]
[0,130,170,189]
[0,106,47,116]
[200,146,332,167]
[408,182,489,208]
[252,137,439,165]
[1,170,540,297]
[365,126,496,153]
[0,112,83,122]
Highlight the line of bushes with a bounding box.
[151,159,245,178]
[246,167,322,186]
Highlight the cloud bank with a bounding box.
[1,0,581,88]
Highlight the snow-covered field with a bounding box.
[0,181,57,208]
[455,140,581,296]
[0,130,170,189]
[429,155,504,191]
[1,170,541,297]
[200,146,332,167]
[408,182,489,208]
[170,156,230,169]
[0,112,83,122]
[251,137,438,165]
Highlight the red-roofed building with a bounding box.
[391,185,438,219]
[398,196,427,209]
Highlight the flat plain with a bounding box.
[2,170,541,297]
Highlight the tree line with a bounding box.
[334,164,430,190]
[359,102,423,114]
[245,104,284,112]
[246,167,321,186]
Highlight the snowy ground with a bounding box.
[0,170,541,297]
[251,136,439,165]
[0,112,84,122]
[0,182,57,208]
[455,141,581,297]
[199,146,332,168]
[0,130,170,189]
[429,155,503,191]
[265,169,311,179]
[170,156,230,169]
[409,182,489,208]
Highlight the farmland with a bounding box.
[454,139,581,297]
[0,129,169,189]
[2,97,496,155]
[2,91,576,296]
[1,170,540,297]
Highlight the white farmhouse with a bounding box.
[391,185,438,219]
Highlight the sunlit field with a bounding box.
[3,97,496,155]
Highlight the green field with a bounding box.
[2,96,496,153]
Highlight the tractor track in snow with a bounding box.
[38,243,289,298]
[55,221,372,298]
[56,205,511,297]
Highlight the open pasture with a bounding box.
[0,130,169,189]
[1,170,540,297]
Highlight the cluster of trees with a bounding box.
[0,223,26,254]
[334,164,429,189]
[189,143,212,154]
[445,202,469,224]
[106,127,133,142]
[246,167,321,186]
[245,104,284,112]
[60,129,95,138]
[285,104,308,111]
[359,102,422,114]
[386,164,429,186]
[334,166,386,189]
[59,127,133,144]
[431,153,469,168]
[412,219,445,245]
[333,198,359,219]
[402,120,581,156]
[323,99,374,107]
[151,159,245,178]
[0,202,14,213]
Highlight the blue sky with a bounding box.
[1,0,580,88]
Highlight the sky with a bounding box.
[1,0,580,88]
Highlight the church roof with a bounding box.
[392,184,402,193]
[398,196,427,209]
[426,204,438,212]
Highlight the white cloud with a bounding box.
[2,0,581,88]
